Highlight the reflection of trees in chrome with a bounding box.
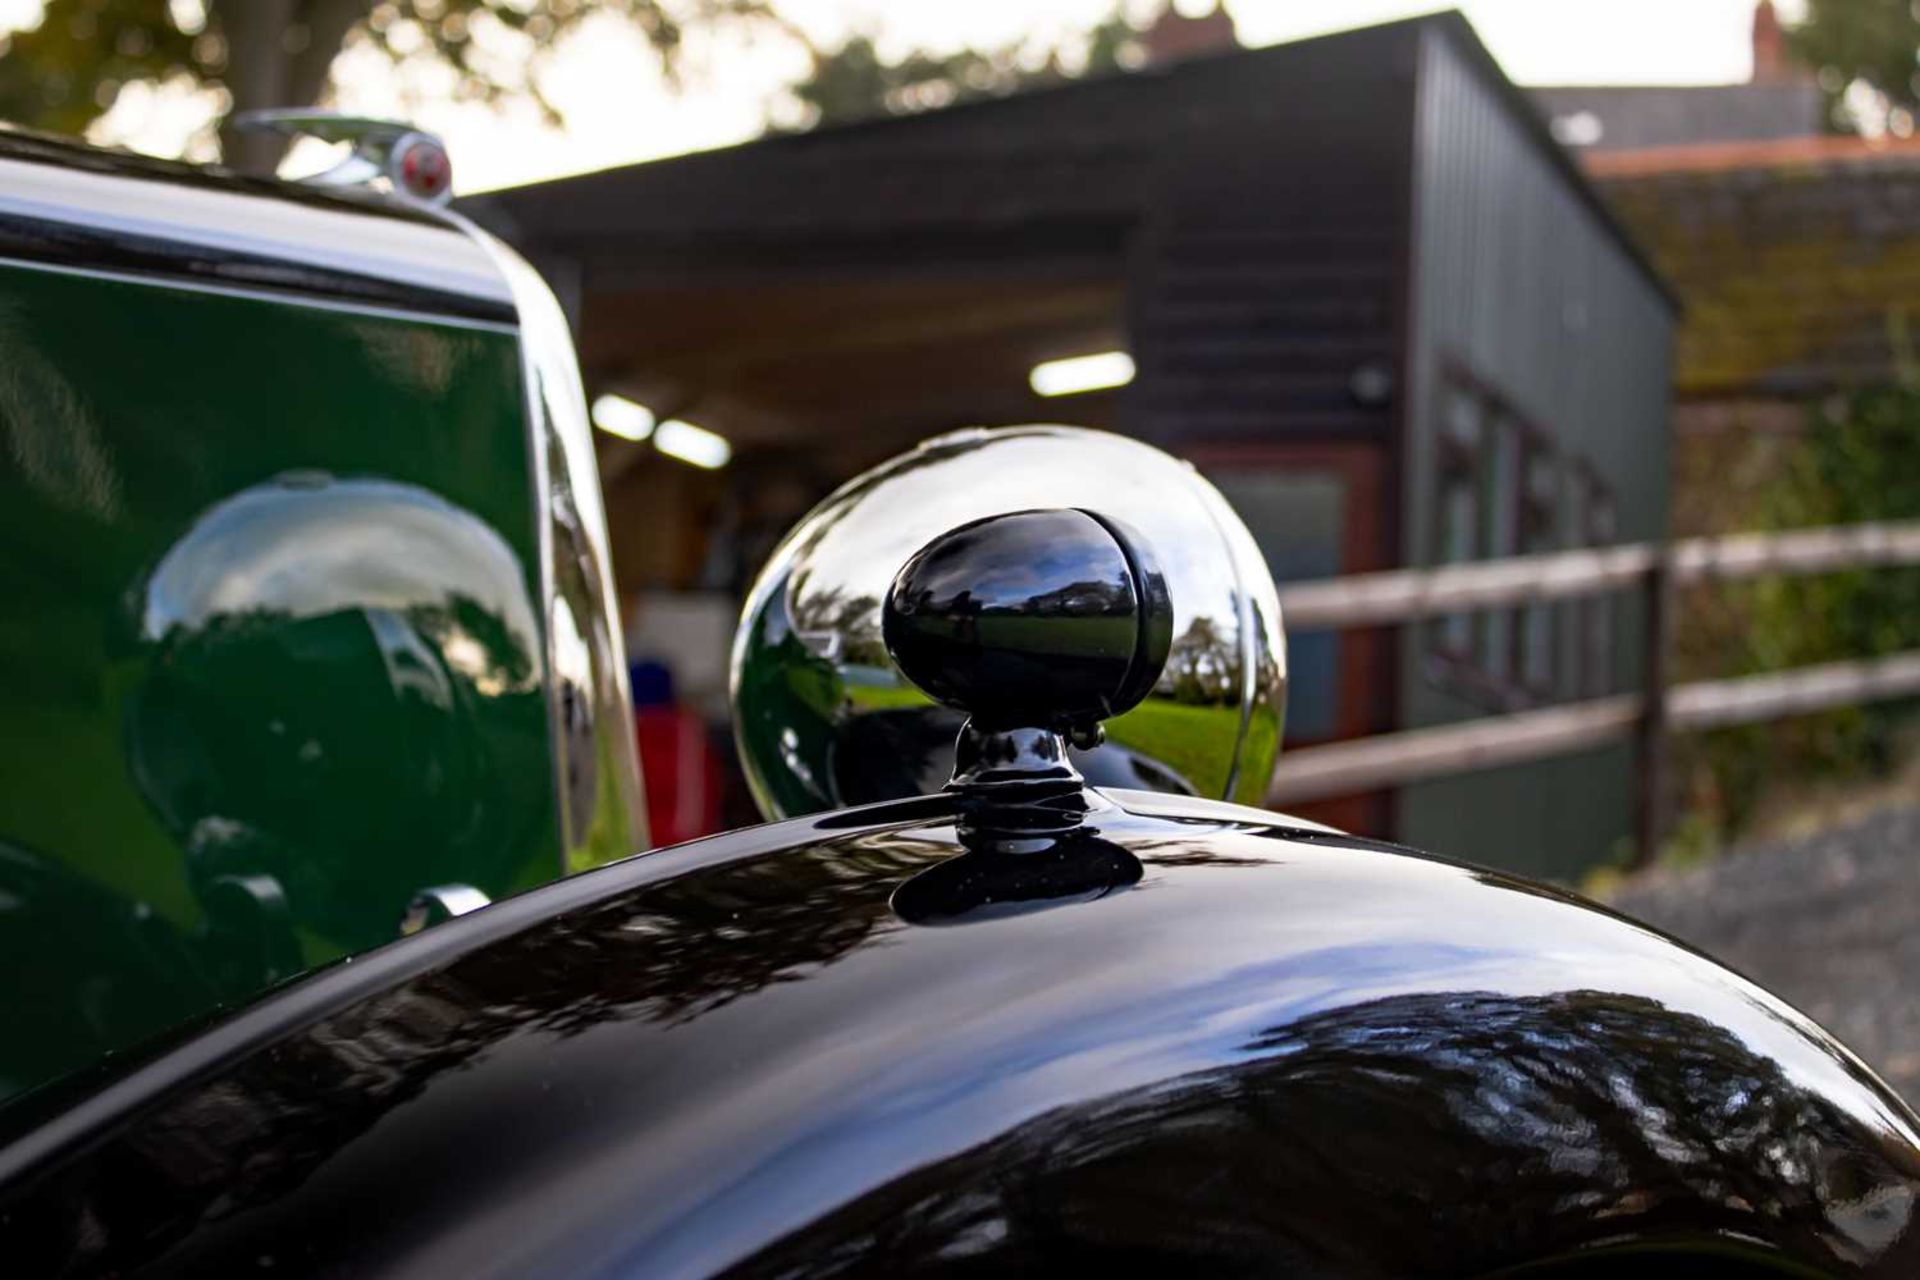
[1158,615,1240,704]
[729,989,1920,1278]
[886,578,1135,655]
[789,579,888,668]
[142,587,539,703]
[1249,597,1283,704]
[411,593,541,696]
[1005,579,1131,617]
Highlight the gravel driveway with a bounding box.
[1610,806,1920,1104]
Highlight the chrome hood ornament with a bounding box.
[234,110,453,207]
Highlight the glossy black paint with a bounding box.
[1,789,1915,1278]
[889,823,1142,925]
[0,128,515,322]
[884,508,1173,734]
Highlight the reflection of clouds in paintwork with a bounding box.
[0,299,122,519]
[142,475,539,678]
[355,326,461,396]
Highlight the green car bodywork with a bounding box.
[0,145,643,1109]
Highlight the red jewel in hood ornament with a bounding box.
[394,134,451,203]
[232,110,455,208]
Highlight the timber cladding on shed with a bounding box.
[469,10,1677,878]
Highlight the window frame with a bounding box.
[1424,358,1569,710]
[1573,461,1619,699]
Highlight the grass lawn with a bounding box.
[1106,699,1243,797]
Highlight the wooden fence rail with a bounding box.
[1266,518,1920,863]
[1275,519,1920,632]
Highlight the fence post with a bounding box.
[1631,553,1673,869]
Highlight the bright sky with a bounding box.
[18,0,1805,193]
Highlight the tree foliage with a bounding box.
[1676,380,1920,850]
[782,8,1142,132]
[1787,0,1920,132]
[0,0,788,170]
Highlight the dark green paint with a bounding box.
[0,262,560,1106]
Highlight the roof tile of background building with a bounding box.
[1592,138,1920,397]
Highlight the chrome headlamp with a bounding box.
[731,426,1286,819]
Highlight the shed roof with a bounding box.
[462,11,1673,466]
[468,11,1663,302]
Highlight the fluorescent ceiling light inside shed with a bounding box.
[1030,350,1135,397]
[655,419,731,469]
[592,393,655,441]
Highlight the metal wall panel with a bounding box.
[1397,24,1677,881]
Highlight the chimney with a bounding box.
[1751,0,1792,84]
[1142,1,1239,67]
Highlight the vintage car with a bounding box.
[2,124,1919,1278]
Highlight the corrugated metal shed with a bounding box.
[1398,22,1678,881]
